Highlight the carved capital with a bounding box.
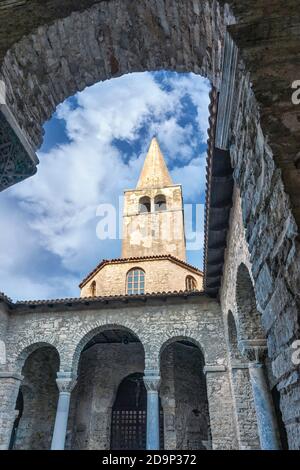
[56,371,77,393]
[203,364,226,375]
[0,371,23,382]
[238,339,267,364]
[143,369,160,392]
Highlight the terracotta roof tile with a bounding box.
[14,289,204,307]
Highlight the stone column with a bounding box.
[204,365,237,449]
[143,369,161,450]
[230,361,260,449]
[0,371,23,450]
[51,371,76,450]
[239,340,281,450]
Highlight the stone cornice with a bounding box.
[9,289,213,314]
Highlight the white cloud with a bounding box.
[0,72,210,300]
[171,153,207,201]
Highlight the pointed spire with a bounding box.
[136,137,173,189]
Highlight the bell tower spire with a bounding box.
[136,137,173,189]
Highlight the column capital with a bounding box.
[238,339,267,364]
[56,371,77,393]
[231,361,249,370]
[203,364,226,375]
[0,371,23,382]
[143,369,160,392]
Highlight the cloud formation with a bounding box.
[0,71,210,300]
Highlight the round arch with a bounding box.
[71,323,145,375]
[235,263,265,342]
[159,335,205,366]
[0,0,227,149]
[13,341,61,373]
[225,310,243,362]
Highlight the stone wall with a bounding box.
[66,340,211,450]
[173,342,211,450]
[14,347,59,450]
[67,342,145,449]
[0,0,227,149]
[0,0,299,450]
[226,61,300,448]
[123,185,186,260]
[0,294,238,449]
[80,258,203,297]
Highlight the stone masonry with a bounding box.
[0,0,299,451]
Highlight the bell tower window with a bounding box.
[139,196,151,213]
[154,194,166,211]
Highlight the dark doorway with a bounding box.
[9,389,24,450]
[110,373,163,450]
[271,386,289,449]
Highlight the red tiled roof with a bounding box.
[79,254,203,288]
[0,291,12,304]
[14,289,205,307]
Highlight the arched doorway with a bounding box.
[110,372,164,450]
[11,346,59,450]
[8,389,23,450]
[160,339,211,450]
[235,263,285,449]
[68,327,146,450]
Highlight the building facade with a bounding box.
[0,138,288,451]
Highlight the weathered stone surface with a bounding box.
[0,293,237,449]
[0,0,299,451]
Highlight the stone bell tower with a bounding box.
[122,137,186,260]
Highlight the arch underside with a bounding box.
[0,0,227,151]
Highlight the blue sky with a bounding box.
[0,71,210,300]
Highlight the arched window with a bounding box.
[186,275,197,291]
[139,196,151,213]
[90,280,96,296]
[127,268,145,295]
[154,194,166,211]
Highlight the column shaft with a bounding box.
[51,391,71,450]
[51,372,76,451]
[146,390,160,450]
[144,370,161,450]
[248,363,281,450]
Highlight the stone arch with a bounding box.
[225,309,260,449]
[154,194,167,212]
[67,323,146,449]
[0,0,228,149]
[13,344,60,450]
[13,341,61,373]
[159,335,211,450]
[226,310,243,362]
[70,323,145,375]
[159,335,205,362]
[139,196,151,214]
[235,263,265,342]
[157,335,207,375]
